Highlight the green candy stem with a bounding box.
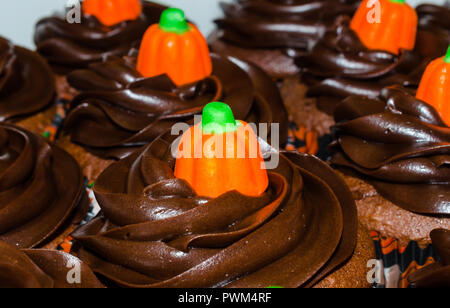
[389,0,406,3]
[202,102,239,134]
[159,8,190,34]
[444,45,450,64]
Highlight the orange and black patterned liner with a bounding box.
[371,231,437,288]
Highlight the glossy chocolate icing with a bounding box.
[295,18,422,112]
[416,4,450,61]
[0,37,55,121]
[0,241,104,288]
[0,123,88,248]
[34,1,167,73]
[409,229,450,288]
[331,86,450,215]
[215,0,359,51]
[72,131,357,288]
[63,53,288,160]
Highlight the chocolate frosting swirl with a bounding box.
[0,37,55,121]
[215,0,360,51]
[0,241,104,288]
[416,4,450,61]
[331,86,450,215]
[0,123,88,248]
[63,53,288,160]
[295,18,422,112]
[72,131,357,288]
[34,1,167,73]
[409,229,450,288]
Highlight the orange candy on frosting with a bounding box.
[82,0,142,26]
[416,46,450,126]
[174,102,269,198]
[350,0,418,54]
[136,8,212,86]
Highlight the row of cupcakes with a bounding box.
[211,0,450,246]
[0,0,373,288]
[0,0,448,287]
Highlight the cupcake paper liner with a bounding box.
[56,179,101,253]
[42,98,70,141]
[371,232,437,288]
[42,98,442,288]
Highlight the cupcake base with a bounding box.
[337,171,450,246]
[209,32,299,80]
[313,223,375,288]
[40,190,90,250]
[57,136,114,181]
[55,74,78,101]
[280,77,334,137]
[15,103,57,135]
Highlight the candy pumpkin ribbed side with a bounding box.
[350,0,418,54]
[174,123,269,198]
[82,0,142,26]
[136,8,212,86]
[416,46,450,126]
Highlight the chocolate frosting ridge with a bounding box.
[215,0,360,51]
[331,86,450,215]
[408,229,450,288]
[295,17,422,112]
[0,241,104,288]
[415,4,450,64]
[415,4,450,61]
[0,123,88,248]
[0,37,55,121]
[72,131,357,288]
[34,1,167,73]
[417,4,450,30]
[63,53,288,160]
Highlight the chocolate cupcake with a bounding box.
[58,8,288,181]
[210,0,360,79]
[290,17,422,136]
[72,103,374,288]
[408,229,450,288]
[330,86,450,245]
[0,123,89,249]
[0,37,55,135]
[0,241,104,288]
[34,0,167,100]
[287,0,449,138]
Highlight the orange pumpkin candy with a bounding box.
[416,46,450,126]
[350,0,418,55]
[137,8,212,86]
[82,0,142,26]
[175,102,269,198]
